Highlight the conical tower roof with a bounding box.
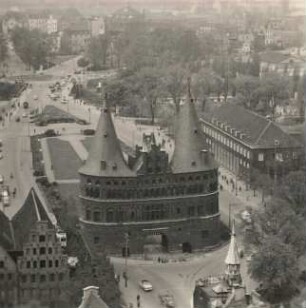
[79,97,135,178]
[171,78,217,174]
[225,221,240,265]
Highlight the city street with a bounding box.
[0,57,258,308]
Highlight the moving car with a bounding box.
[139,280,153,291]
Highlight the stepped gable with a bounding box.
[11,188,53,250]
[171,79,217,174]
[79,97,135,177]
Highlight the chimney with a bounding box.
[82,286,99,301]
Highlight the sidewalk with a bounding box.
[40,138,56,183]
[218,166,265,210]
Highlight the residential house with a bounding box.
[28,14,58,34]
[11,188,69,306]
[200,104,303,182]
[0,211,17,307]
[88,16,105,36]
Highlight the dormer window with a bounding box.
[194,129,198,134]
[191,161,196,166]
[100,161,107,170]
[112,163,117,171]
[104,133,108,138]
[104,108,108,113]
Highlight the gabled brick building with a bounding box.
[79,86,221,256]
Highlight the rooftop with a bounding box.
[259,51,304,64]
[79,98,135,178]
[11,188,53,250]
[171,81,217,174]
[202,104,302,149]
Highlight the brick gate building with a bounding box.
[79,87,221,256]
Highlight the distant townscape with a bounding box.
[0,1,304,308]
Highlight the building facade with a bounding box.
[79,89,221,256]
[201,104,303,182]
[0,245,18,307]
[28,15,58,34]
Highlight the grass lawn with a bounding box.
[47,138,81,180]
[58,183,81,216]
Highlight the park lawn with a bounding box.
[47,138,82,180]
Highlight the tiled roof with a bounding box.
[78,286,109,308]
[0,211,14,250]
[171,85,217,174]
[259,51,303,64]
[11,188,52,250]
[79,98,135,177]
[202,104,301,149]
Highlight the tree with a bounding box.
[133,67,164,124]
[163,65,186,113]
[234,75,260,109]
[249,236,300,304]
[245,198,305,257]
[193,69,218,112]
[86,34,110,70]
[276,170,305,216]
[11,27,51,70]
[0,34,8,75]
[255,73,291,116]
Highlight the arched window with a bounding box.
[93,211,101,222]
[86,209,91,220]
[106,210,114,222]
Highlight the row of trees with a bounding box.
[245,169,305,304]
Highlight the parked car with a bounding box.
[15,117,20,122]
[22,113,28,118]
[0,153,3,160]
[33,95,38,100]
[139,280,153,292]
[0,175,4,184]
[23,101,29,109]
[44,129,57,137]
[82,129,95,136]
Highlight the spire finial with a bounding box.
[231,219,236,236]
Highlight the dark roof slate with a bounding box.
[0,211,14,250]
[79,99,135,177]
[11,188,52,250]
[202,104,302,149]
[171,87,217,174]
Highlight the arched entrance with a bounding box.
[182,242,192,253]
[161,234,169,252]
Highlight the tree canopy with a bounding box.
[11,27,51,70]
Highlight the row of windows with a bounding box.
[20,259,62,270]
[204,127,250,159]
[21,272,65,283]
[25,247,55,256]
[85,202,218,222]
[20,287,62,298]
[31,234,54,243]
[0,273,13,281]
[84,182,218,200]
[85,173,216,187]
